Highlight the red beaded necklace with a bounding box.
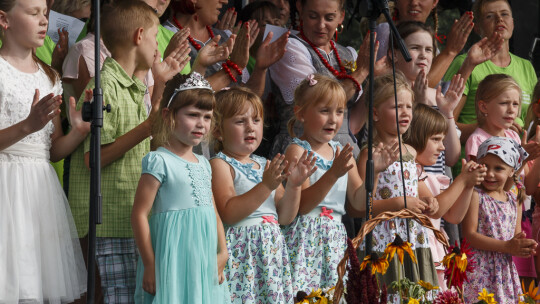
[172,15,214,51]
[299,27,361,91]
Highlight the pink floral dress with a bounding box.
[463,188,522,303]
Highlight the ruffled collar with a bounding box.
[216,152,265,184]
[292,138,339,171]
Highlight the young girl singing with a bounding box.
[210,87,316,303]
[405,103,486,288]
[131,73,230,303]
[0,0,88,302]
[462,136,537,303]
[357,73,438,303]
[283,73,397,294]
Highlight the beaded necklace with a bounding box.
[299,27,360,91]
[172,15,214,51]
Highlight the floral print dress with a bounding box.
[463,188,521,303]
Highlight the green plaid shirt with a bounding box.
[68,57,149,238]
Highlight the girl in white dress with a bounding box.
[0,0,88,302]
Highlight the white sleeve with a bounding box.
[269,39,316,104]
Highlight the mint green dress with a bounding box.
[134,147,231,303]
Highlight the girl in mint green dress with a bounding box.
[132,73,230,304]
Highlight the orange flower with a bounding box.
[359,253,389,275]
[519,280,540,304]
[384,234,417,265]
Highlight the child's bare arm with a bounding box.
[212,195,228,284]
[463,191,537,257]
[210,155,287,225]
[131,174,160,295]
[0,91,61,151]
[275,151,317,224]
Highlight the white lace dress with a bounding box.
[0,57,86,303]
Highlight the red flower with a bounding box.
[442,239,476,290]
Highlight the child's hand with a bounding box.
[286,150,318,188]
[328,144,354,179]
[405,196,428,214]
[24,90,61,134]
[51,27,69,73]
[262,153,289,190]
[193,35,232,73]
[436,74,465,118]
[522,127,540,161]
[422,197,439,216]
[68,89,92,136]
[373,141,398,173]
[142,263,156,295]
[461,159,487,187]
[413,69,429,105]
[254,30,289,70]
[217,250,228,284]
[506,232,537,257]
[152,40,191,85]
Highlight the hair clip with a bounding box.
[307,74,317,86]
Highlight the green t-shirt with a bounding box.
[443,53,537,126]
[158,24,190,75]
[68,57,150,238]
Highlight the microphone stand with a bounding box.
[82,0,110,302]
[363,0,411,255]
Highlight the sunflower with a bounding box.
[384,234,417,265]
[519,280,540,304]
[418,280,439,291]
[360,253,390,275]
[477,288,497,304]
[408,298,420,304]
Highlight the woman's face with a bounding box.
[475,0,514,40]
[297,0,344,48]
[395,0,438,23]
[268,0,289,26]
[197,0,228,25]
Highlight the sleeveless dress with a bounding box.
[134,147,231,304]
[463,189,522,303]
[268,35,360,159]
[282,138,348,293]
[0,57,86,303]
[215,152,293,303]
[359,152,437,303]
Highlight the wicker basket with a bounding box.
[333,209,450,303]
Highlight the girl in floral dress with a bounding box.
[462,137,536,303]
[210,87,316,303]
[282,74,397,295]
[356,73,438,303]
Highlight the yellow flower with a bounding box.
[477,288,497,304]
[408,298,420,304]
[418,280,439,291]
[384,234,417,265]
[520,280,540,302]
[359,253,390,275]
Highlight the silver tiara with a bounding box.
[166,72,213,108]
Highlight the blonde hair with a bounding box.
[525,81,540,141]
[153,74,215,148]
[101,0,159,54]
[212,87,264,152]
[475,74,522,126]
[288,74,347,137]
[404,103,447,152]
[362,72,414,141]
